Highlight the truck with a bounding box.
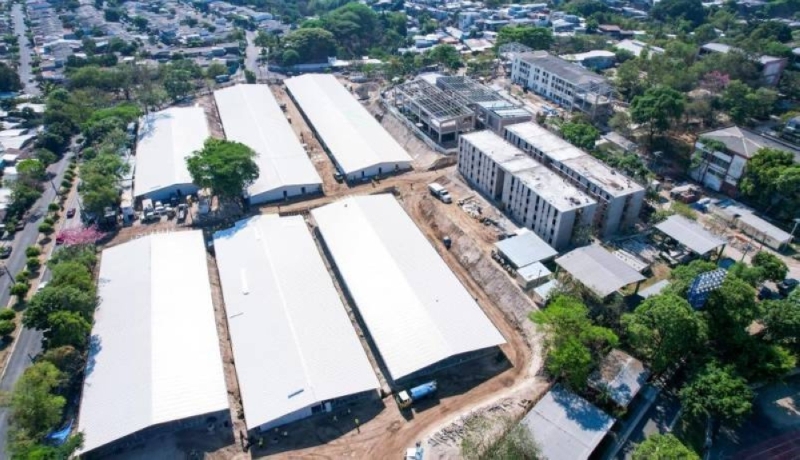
[428,183,452,204]
[396,381,437,409]
[142,198,155,221]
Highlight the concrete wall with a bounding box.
[137,183,199,204]
[248,183,323,206]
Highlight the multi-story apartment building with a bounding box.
[504,123,645,238]
[458,131,596,250]
[510,51,614,117]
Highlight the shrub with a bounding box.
[47,203,59,212]
[10,283,29,297]
[25,246,41,258]
[0,309,15,321]
[26,257,41,271]
[15,270,29,283]
[0,320,15,337]
[60,179,71,188]
[38,223,54,235]
[43,217,54,226]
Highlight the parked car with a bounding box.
[66,208,76,218]
[14,221,24,232]
[0,246,11,259]
[778,279,799,297]
[37,281,48,292]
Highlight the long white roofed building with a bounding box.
[133,106,209,201]
[285,74,412,181]
[78,231,229,457]
[214,85,323,205]
[311,194,506,383]
[213,215,379,432]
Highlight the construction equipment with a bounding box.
[396,381,437,409]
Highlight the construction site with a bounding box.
[84,76,549,460]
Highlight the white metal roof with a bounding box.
[655,215,725,255]
[311,194,506,381]
[214,85,322,200]
[520,385,615,460]
[213,215,379,430]
[78,231,228,454]
[134,106,209,198]
[556,244,645,297]
[495,230,558,268]
[284,74,412,175]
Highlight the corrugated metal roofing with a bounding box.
[555,244,645,297]
[311,194,506,381]
[133,106,209,198]
[213,215,379,430]
[214,85,322,200]
[655,215,725,255]
[78,231,228,454]
[495,230,558,268]
[520,386,615,460]
[284,74,412,176]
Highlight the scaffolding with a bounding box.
[393,80,475,146]
[436,76,531,132]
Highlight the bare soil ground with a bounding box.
[270,84,349,197]
[197,94,225,139]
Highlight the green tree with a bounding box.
[186,139,259,207]
[49,261,95,292]
[321,3,381,58]
[278,28,336,64]
[560,121,599,150]
[622,294,707,373]
[16,159,46,185]
[205,62,228,80]
[8,362,65,445]
[630,86,685,147]
[34,149,57,166]
[244,69,256,84]
[632,434,699,460]
[163,69,192,101]
[44,311,91,350]
[651,0,706,27]
[739,148,800,219]
[10,283,29,298]
[24,285,96,331]
[495,26,553,50]
[679,362,753,428]
[0,62,22,92]
[531,295,618,388]
[751,252,787,282]
[705,277,759,349]
[426,45,462,70]
[762,291,800,350]
[0,320,15,337]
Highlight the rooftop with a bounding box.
[556,244,646,297]
[655,214,725,255]
[516,51,608,87]
[213,215,379,431]
[504,122,586,162]
[462,131,596,212]
[284,74,412,175]
[311,194,505,381]
[134,106,209,198]
[698,126,800,162]
[520,385,616,460]
[589,349,649,408]
[495,229,558,269]
[78,231,228,454]
[615,39,665,57]
[561,155,645,197]
[214,85,322,200]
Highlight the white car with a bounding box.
[36,281,48,292]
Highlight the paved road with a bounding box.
[11,3,40,97]
[0,153,72,456]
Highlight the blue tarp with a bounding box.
[46,419,73,445]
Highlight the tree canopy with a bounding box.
[186,139,259,205]
[0,62,22,92]
[679,362,753,428]
[560,121,600,151]
[531,295,618,389]
[496,26,554,50]
[622,293,707,374]
[630,86,685,147]
[632,433,699,460]
[739,148,800,221]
